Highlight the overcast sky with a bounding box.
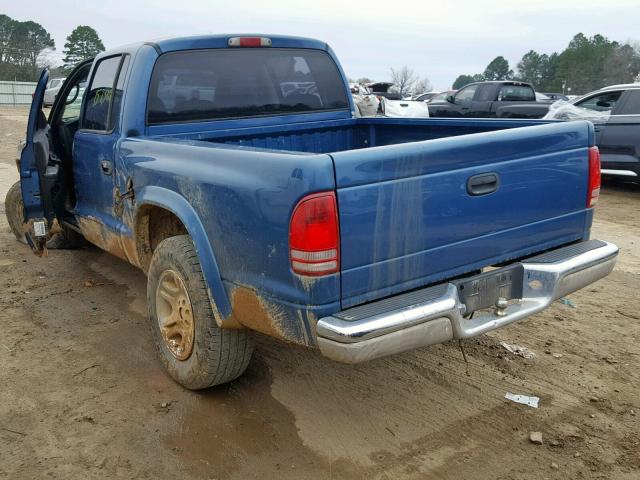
[4,0,640,90]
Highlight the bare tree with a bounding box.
[390,66,417,97]
[413,77,433,94]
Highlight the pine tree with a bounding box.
[62,25,105,70]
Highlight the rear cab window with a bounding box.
[498,85,535,101]
[147,48,350,124]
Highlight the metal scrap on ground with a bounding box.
[500,341,536,359]
[505,392,540,408]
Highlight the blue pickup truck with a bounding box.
[11,34,618,389]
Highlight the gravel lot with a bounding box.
[0,107,638,479]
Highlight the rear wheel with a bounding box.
[147,235,253,389]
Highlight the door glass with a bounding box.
[455,85,477,103]
[576,91,622,112]
[475,85,494,101]
[82,56,121,131]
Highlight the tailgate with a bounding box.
[332,121,593,307]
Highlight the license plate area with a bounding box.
[454,264,524,314]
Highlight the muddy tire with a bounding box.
[4,181,85,249]
[5,181,27,243]
[147,235,253,389]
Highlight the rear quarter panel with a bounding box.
[120,138,340,344]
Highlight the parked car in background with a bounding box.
[543,92,569,101]
[350,83,379,116]
[379,97,429,117]
[351,83,429,117]
[43,77,66,107]
[428,81,552,118]
[427,90,456,103]
[412,91,441,102]
[367,81,402,100]
[569,84,640,180]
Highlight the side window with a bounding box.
[617,90,640,115]
[109,55,130,130]
[455,85,478,103]
[575,91,622,112]
[498,85,535,101]
[82,56,121,131]
[475,85,494,102]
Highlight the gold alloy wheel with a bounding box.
[155,269,195,360]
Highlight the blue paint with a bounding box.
[21,35,597,346]
[19,69,49,224]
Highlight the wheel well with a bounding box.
[135,205,188,271]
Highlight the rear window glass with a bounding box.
[617,90,640,115]
[147,48,350,124]
[498,85,535,101]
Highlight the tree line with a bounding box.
[0,14,104,81]
[452,33,640,94]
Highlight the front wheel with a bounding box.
[147,235,253,389]
[5,181,26,243]
[4,181,85,248]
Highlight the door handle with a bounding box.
[100,160,112,175]
[467,173,499,196]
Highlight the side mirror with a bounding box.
[596,100,611,108]
[446,94,455,103]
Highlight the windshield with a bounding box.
[147,48,350,124]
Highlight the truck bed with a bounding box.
[131,116,594,320]
[151,117,551,154]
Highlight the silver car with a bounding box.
[43,77,66,107]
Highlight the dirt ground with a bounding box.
[0,106,638,480]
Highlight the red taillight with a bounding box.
[289,192,339,276]
[587,146,601,208]
[227,37,272,47]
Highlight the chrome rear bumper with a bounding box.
[317,240,618,363]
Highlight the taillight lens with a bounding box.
[289,192,339,276]
[587,146,601,208]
